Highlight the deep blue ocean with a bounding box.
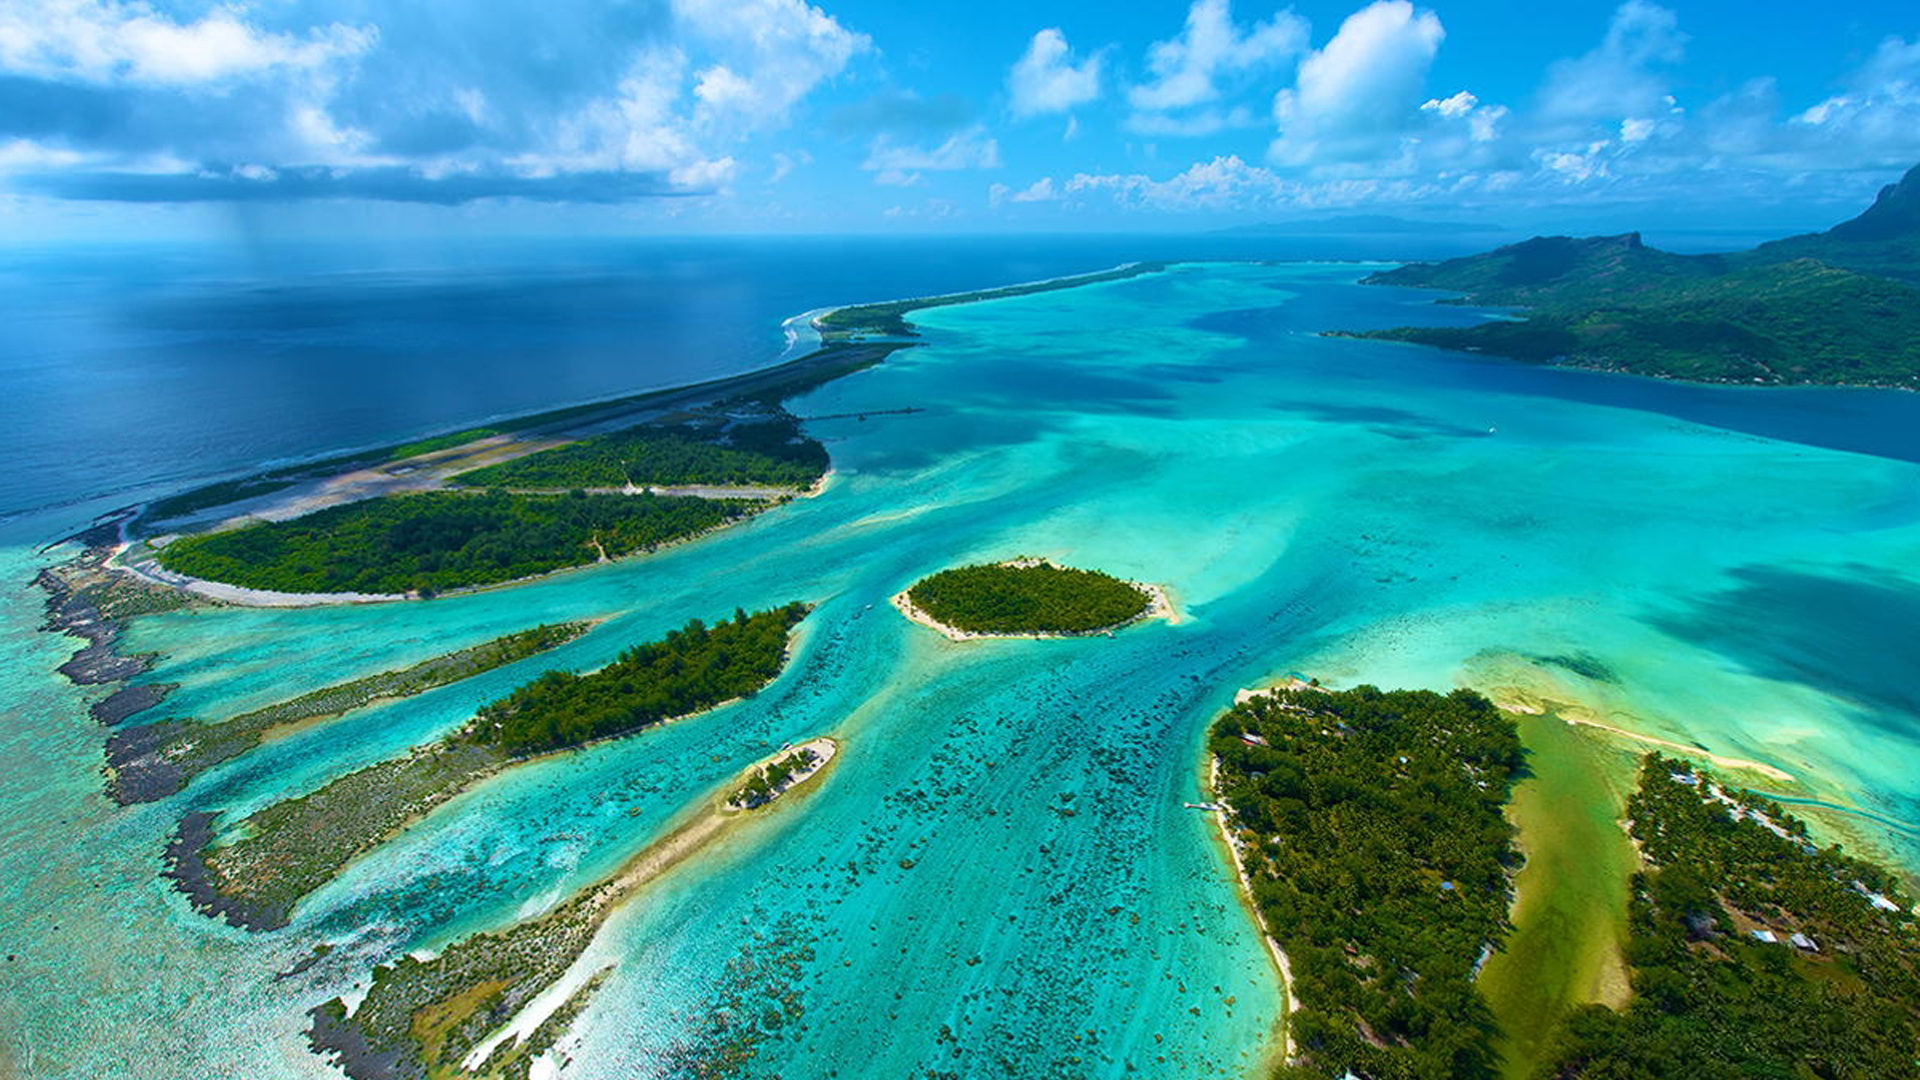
[0,228,1800,533]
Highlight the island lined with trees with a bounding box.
[448,414,827,492]
[815,261,1166,341]
[107,621,594,804]
[1209,681,1920,1080]
[897,559,1163,638]
[168,604,810,930]
[154,489,757,596]
[1210,684,1525,1080]
[1544,755,1920,1078]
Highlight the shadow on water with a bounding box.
[1650,564,1920,733]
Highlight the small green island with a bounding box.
[1343,163,1920,388]
[309,736,838,1080]
[107,620,595,804]
[895,559,1167,638]
[168,604,809,930]
[728,745,821,809]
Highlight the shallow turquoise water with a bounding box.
[2,262,1918,1078]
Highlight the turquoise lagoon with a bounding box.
[2,262,1919,1077]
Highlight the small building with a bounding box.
[1240,732,1270,748]
[1789,933,1818,952]
[1750,929,1778,944]
[1868,892,1903,913]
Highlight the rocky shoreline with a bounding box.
[102,720,191,803]
[35,512,211,711]
[162,811,291,931]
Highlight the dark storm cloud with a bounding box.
[0,0,866,203]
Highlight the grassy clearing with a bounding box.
[1480,711,1638,1079]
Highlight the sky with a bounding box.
[1,0,1918,238]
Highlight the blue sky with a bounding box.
[2,0,1917,237]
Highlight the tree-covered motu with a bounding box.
[906,561,1151,634]
[472,603,810,756]
[190,605,811,930]
[156,489,756,594]
[1210,684,1525,1080]
[732,747,820,809]
[1541,754,1920,1079]
[450,416,827,491]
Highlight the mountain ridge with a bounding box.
[1345,164,1920,388]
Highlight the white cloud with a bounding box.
[0,0,373,86]
[1422,90,1476,120]
[669,155,737,189]
[1269,1,1446,167]
[1790,35,1920,161]
[1008,28,1102,118]
[1422,91,1507,143]
[768,151,804,182]
[1068,154,1291,211]
[988,177,1059,207]
[0,137,90,171]
[1538,1,1686,126]
[0,0,872,201]
[1128,0,1306,121]
[673,0,870,129]
[1534,141,1613,183]
[863,125,1001,187]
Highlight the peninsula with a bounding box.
[1210,684,1524,1079]
[106,620,595,803]
[309,736,839,1080]
[1342,161,1920,388]
[91,262,1169,607]
[167,604,810,930]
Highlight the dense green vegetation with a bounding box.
[905,561,1152,635]
[818,261,1166,339]
[187,607,808,929]
[1210,685,1525,1080]
[1542,755,1920,1079]
[1351,163,1920,387]
[1356,257,1920,387]
[156,490,756,595]
[1362,233,1723,308]
[386,427,501,461]
[1753,162,1920,283]
[449,416,826,491]
[107,622,591,803]
[732,747,820,809]
[143,476,301,522]
[474,604,808,755]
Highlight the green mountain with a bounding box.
[1749,162,1920,283]
[1349,164,1920,388]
